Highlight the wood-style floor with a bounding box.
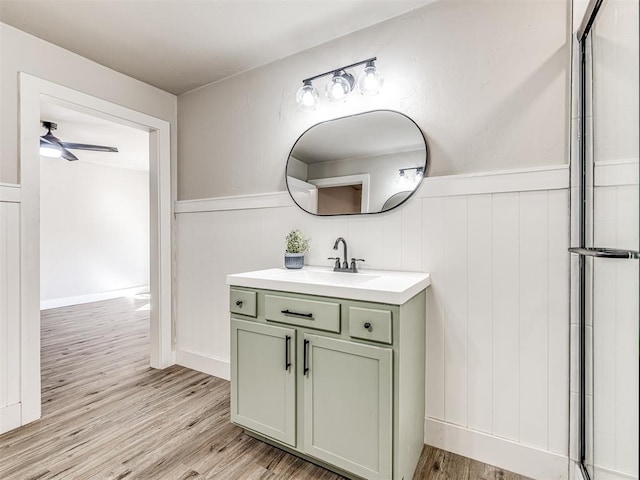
[0,297,530,480]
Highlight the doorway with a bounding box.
[18,74,173,426]
[39,101,150,310]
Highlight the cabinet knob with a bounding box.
[236,300,243,307]
[364,322,372,331]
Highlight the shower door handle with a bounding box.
[569,247,640,259]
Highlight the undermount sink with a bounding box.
[226,266,431,304]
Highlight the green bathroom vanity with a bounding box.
[227,267,430,480]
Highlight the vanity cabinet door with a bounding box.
[231,318,296,447]
[302,334,392,480]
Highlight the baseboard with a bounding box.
[40,285,149,310]
[592,466,638,480]
[176,350,230,381]
[425,417,569,480]
[0,403,22,434]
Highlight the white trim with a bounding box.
[416,164,570,198]
[0,184,21,203]
[175,165,571,214]
[40,285,149,310]
[425,417,569,480]
[592,465,638,480]
[176,350,230,380]
[594,159,638,187]
[287,176,318,213]
[0,403,22,434]
[309,173,371,213]
[19,73,175,426]
[175,191,292,214]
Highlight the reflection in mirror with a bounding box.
[381,191,412,212]
[286,110,428,216]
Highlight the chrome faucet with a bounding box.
[328,237,365,273]
[333,237,349,269]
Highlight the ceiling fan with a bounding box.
[40,121,119,161]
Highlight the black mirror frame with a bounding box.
[285,109,429,216]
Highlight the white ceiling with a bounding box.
[40,102,149,172]
[0,0,433,95]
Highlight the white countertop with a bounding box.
[226,266,431,305]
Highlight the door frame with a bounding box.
[18,73,174,425]
[308,173,370,213]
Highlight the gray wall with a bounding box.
[178,0,570,200]
[0,23,177,184]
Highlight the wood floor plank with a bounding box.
[0,297,531,480]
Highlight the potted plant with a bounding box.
[284,229,310,269]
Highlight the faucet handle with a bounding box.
[327,257,341,270]
[350,258,365,272]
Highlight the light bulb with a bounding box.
[397,170,409,188]
[296,81,319,111]
[326,70,354,102]
[357,61,384,96]
[40,142,62,158]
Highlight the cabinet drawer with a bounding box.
[348,306,392,344]
[230,288,257,317]
[265,294,340,333]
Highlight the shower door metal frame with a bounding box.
[572,1,640,478]
[575,4,602,478]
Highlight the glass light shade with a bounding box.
[357,63,384,95]
[326,71,354,102]
[40,142,62,158]
[296,82,319,111]
[397,170,409,187]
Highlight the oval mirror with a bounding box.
[286,110,428,216]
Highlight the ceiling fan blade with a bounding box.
[61,148,79,161]
[59,142,119,153]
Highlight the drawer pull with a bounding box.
[285,335,291,371]
[364,322,372,331]
[303,339,310,376]
[281,309,313,319]
[235,300,243,307]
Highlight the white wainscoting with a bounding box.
[0,184,22,433]
[175,165,571,479]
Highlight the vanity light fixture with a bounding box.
[357,59,384,95]
[296,80,320,111]
[295,57,383,110]
[326,70,355,102]
[398,167,424,177]
[398,166,424,187]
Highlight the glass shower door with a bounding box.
[576,1,639,478]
